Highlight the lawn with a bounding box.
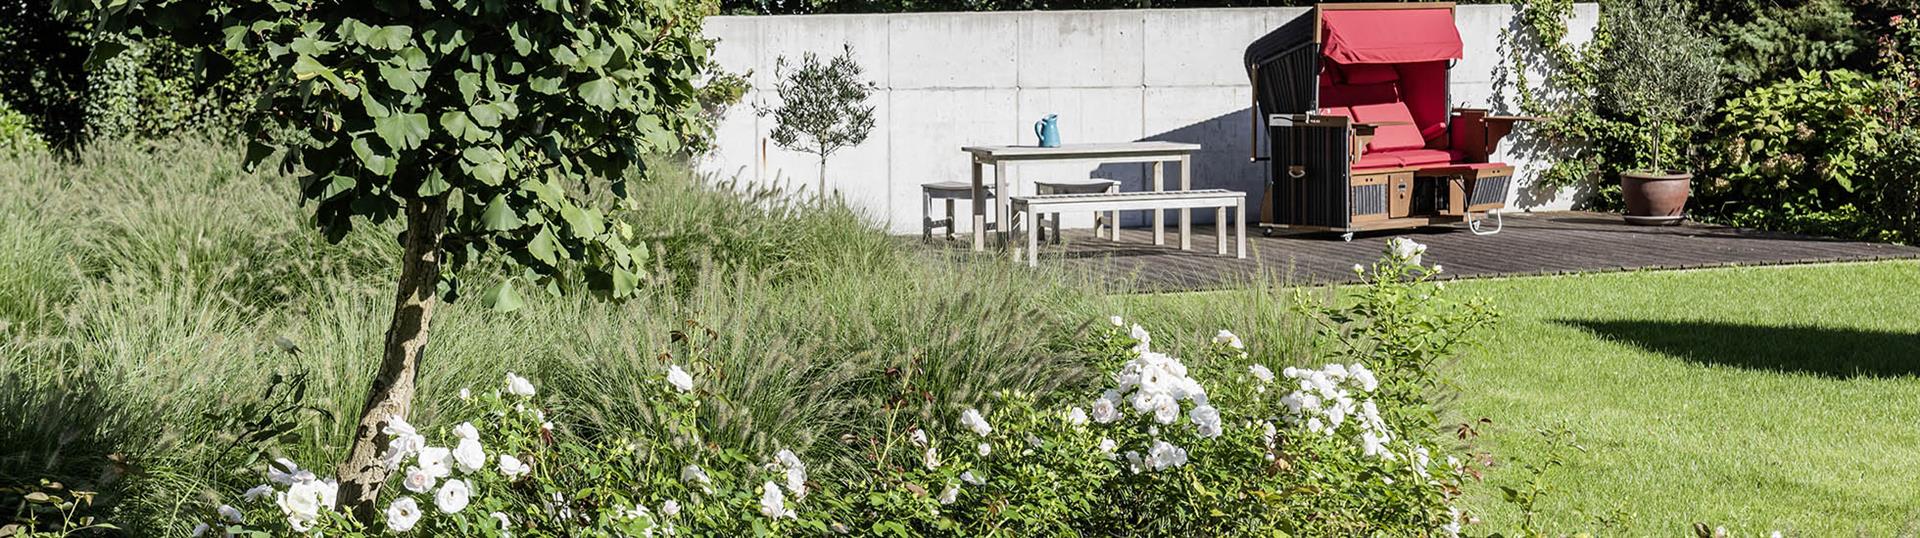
[1442,262,1920,536]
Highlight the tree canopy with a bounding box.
[62,0,719,302]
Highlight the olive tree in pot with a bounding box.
[1600,0,1726,225]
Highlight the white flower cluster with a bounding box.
[756,449,810,520]
[1278,363,1394,459]
[1087,320,1225,473]
[1387,237,1427,267]
[257,458,338,533]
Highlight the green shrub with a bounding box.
[1715,0,1870,85]
[1857,127,1920,243]
[1704,70,1888,217]
[0,101,47,157]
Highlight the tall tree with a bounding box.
[60,0,716,521]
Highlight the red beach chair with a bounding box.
[1245,3,1532,236]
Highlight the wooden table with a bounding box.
[960,142,1203,252]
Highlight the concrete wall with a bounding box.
[700,5,1599,233]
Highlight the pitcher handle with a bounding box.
[1034,120,1044,145]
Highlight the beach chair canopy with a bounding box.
[1245,5,1464,118]
[1246,5,1467,161]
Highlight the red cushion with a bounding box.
[1354,153,1403,169]
[1349,102,1425,152]
[1321,81,1401,108]
[1352,149,1462,170]
[1386,149,1455,167]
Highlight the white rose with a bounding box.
[784,466,808,500]
[453,422,479,441]
[217,504,243,524]
[1097,438,1118,459]
[960,470,984,486]
[666,364,695,393]
[459,388,472,401]
[490,512,512,533]
[276,480,327,532]
[436,479,471,514]
[1151,395,1180,425]
[1147,440,1188,471]
[266,458,304,486]
[661,500,681,517]
[417,446,452,478]
[498,454,531,479]
[386,496,422,532]
[1249,364,1274,384]
[909,429,928,447]
[757,481,792,519]
[452,438,486,473]
[938,483,959,505]
[1189,405,1222,439]
[402,465,436,493]
[680,464,712,490]
[1066,407,1088,426]
[1108,315,1125,326]
[958,409,992,437]
[976,442,991,457]
[243,484,274,502]
[1090,393,1121,424]
[505,372,537,397]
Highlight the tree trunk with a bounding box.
[334,195,450,522]
[817,151,829,207]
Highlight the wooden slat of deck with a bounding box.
[937,212,1920,292]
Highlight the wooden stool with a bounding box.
[1034,178,1121,242]
[922,181,994,242]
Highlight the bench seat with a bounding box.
[1010,189,1247,267]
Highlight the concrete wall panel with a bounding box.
[1017,11,1145,88]
[888,14,1020,89]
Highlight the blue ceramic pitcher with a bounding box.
[1033,114,1061,147]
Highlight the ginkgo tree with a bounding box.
[60,0,717,521]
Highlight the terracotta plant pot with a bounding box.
[1620,170,1691,226]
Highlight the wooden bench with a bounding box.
[1010,189,1248,267]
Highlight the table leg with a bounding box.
[1235,198,1247,259]
[971,161,986,252]
[1179,155,1192,251]
[1027,209,1039,267]
[1216,206,1227,255]
[1152,161,1165,246]
[995,161,1010,250]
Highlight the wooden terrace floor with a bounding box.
[939,211,1920,292]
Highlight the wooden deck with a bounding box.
[944,211,1920,292]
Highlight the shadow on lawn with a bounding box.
[1556,319,1920,378]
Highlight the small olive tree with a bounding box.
[1599,0,1726,173]
[761,45,875,201]
[62,0,715,521]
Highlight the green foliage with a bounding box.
[1714,0,1870,85]
[1855,127,1920,243]
[81,35,271,140]
[2,0,268,147]
[63,0,722,304]
[0,101,48,157]
[1706,70,1887,207]
[761,45,876,198]
[0,0,90,147]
